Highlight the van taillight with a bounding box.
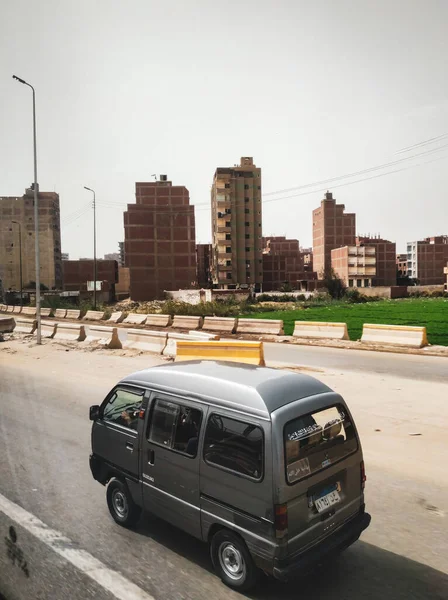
[275,504,288,539]
[361,461,366,490]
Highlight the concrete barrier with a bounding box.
[84,310,106,321]
[202,316,237,334]
[65,309,81,320]
[163,331,219,358]
[5,305,13,313]
[361,324,428,348]
[293,321,349,340]
[176,340,265,366]
[0,317,15,333]
[123,313,147,325]
[53,322,86,341]
[236,318,284,336]
[33,320,57,338]
[82,325,122,349]
[12,305,23,314]
[40,308,53,317]
[107,311,125,323]
[145,314,172,328]
[54,308,67,318]
[0,304,7,312]
[14,318,37,334]
[124,329,168,353]
[172,315,204,330]
[21,306,36,317]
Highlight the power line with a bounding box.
[395,132,448,154]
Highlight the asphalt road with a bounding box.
[0,341,447,600]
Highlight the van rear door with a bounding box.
[273,399,363,556]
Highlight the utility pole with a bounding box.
[11,221,23,306]
[84,186,97,309]
[13,75,41,343]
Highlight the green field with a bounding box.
[245,298,448,346]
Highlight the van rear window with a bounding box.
[284,405,358,484]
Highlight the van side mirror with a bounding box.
[90,405,100,421]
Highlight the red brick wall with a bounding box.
[62,260,118,291]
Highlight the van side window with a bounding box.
[149,399,202,458]
[102,388,144,430]
[203,414,263,480]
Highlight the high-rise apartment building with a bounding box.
[356,236,396,286]
[262,237,305,289]
[124,176,196,300]
[407,236,448,284]
[211,157,262,290]
[0,187,62,291]
[312,192,356,278]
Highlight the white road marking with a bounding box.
[0,492,155,600]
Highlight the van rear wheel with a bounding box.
[106,478,141,528]
[210,530,259,591]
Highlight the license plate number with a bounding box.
[315,490,341,513]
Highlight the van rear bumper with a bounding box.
[272,509,371,581]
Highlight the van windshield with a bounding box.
[284,405,358,484]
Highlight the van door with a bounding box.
[141,393,205,539]
[276,401,362,556]
[92,385,145,478]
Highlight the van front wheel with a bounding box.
[106,478,141,528]
[210,530,259,591]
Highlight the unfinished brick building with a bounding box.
[124,176,196,300]
[356,236,396,286]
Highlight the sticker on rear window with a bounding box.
[287,458,311,482]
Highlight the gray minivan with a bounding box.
[89,361,371,591]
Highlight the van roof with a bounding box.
[119,361,332,419]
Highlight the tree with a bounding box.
[321,268,346,299]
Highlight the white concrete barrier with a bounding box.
[5,305,14,313]
[12,305,23,314]
[293,321,349,340]
[0,304,7,312]
[107,311,125,323]
[202,316,237,334]
[236,318,284,336]
[40,308,53,318]
[53,322,86,341]
[14,318,37,334]
[33,320,57,338]
[84,310,106,321]
[0,317,15,333]
[124,329,168,353]
[145,314,172,328]
[54,308,67,318]
[82,325,122,349]
[123,313,147,325]
[163,331,219,358]
[65,309,81,320]
[361,324,428,348]
[172,315,203,330]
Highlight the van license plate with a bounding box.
[315,490,341,513]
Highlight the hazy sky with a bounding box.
[1,0,447,259]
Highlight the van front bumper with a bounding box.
[272,509,371,582]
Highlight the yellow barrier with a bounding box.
[175,340,265,366]
[361,323,428,348]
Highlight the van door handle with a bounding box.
[126,442,134,452]
[147,449,155,465]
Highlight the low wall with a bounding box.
[359,286,408,299]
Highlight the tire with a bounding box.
[106,478,141,528]
[210,529,260,591]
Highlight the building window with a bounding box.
[226,260,231,266]
[225,208,231,214]
[244,184,249,190]
[225,221,231,227]
[357,279,362,287]
[246,272,251,278]
[226,247,231,254]
[225,183,230,189]
[245,247,250,252]
[245,198,249,203]
[225,234,231,241]
[245,234,250,239]
[349,279,354,287]
[245,209,250,214]
[245,221,250,227]
[203,414,263,480]
[257,185,261,189]
[226,272,232,279]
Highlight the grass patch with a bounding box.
[244,298,448,346]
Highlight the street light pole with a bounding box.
[13,74,41,343]
[11,221,23,306]
[84,186,97,309]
